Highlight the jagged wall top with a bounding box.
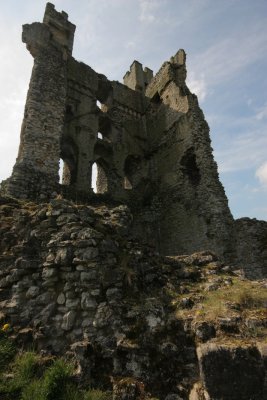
[22,2,76,58]
[123,61,153,92]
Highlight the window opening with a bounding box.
[92,162,97,193]
[59,158,64,184]
[91,161,108,193]
[124,176,133,190]
[59,158,71,185]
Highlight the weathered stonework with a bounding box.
[0,197,266,399]
[1,3,267,277]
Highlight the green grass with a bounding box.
[0,332,16,369]
[21,380,44,400]
[41,358,75,400]
[14,351,40,384]
[200,279,267,318]
[83,389,112,400]
[0,342,113,400]
[174,277,267,330]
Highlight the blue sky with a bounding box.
[0,0,266,220]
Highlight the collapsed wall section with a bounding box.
[141,51,234,260]
[62,57,150,199]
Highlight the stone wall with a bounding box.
[143,51,234,260]
[1,3,266,277]
[234,218,267,279]
[1,3,75,199]
[0,197,266,399]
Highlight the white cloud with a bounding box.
[215,125,267,174]
[187,73,207,102]
[0,14,32,182]
[138,0,158,23]
[189,18,267,88]
[256,103,267,120]
[256,162,267,189]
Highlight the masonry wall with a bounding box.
[1,3,266,277]
[140,52,234,260]
[1,3,75,199]
[234,218,267,278]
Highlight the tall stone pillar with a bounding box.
[2,3,75,199]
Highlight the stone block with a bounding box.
[62,310,76,331]
[197,343,265,399]
[81,292,97,310]
[26,286,40,299]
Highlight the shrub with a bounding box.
[13,351,40,384]
[22,380,82,400]
[21,379,44,400]
[63,383,81,400]
[0,351,40,398]
[42,358,74,400]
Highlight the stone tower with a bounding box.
[5,2,263,268]
[2,3,75,199]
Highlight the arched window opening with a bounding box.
[58,158,72,185]
[180,147,200,185]
[59,158,64,184]
[124,155,141,190]
[124,176,133,190]
[97,132,103,140]
[92,162,97,192]
[91,161,108,194]
[60,137,78,185]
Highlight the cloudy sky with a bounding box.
[0,0,266,220]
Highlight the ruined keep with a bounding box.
[1,3,267,277]
[1,4,267,399]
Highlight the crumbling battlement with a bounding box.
[123,60,153,92]
[1,3,267,277]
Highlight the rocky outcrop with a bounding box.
[193,343,265,400]
[0,196,266,399]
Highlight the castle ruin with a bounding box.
[2,3,267,277]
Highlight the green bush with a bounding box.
[21,379,44,400]
[13,351,40,384]
[22,381,81,400]
[0,351,40,398]
[63,383,81,400]
[42,358,74,400]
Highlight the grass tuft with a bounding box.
[41,358,74,400]
[0,332,16,369]
[84,389,112,400]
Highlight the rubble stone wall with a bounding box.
[0,197,266,399]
